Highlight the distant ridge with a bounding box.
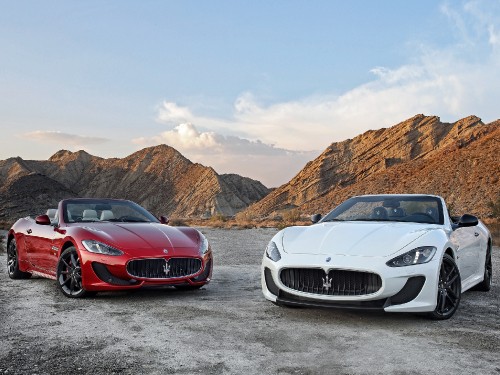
[245,115,500,218]
[0,145,270,222]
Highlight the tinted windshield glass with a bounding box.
[322,196,443,225]
[63,199,158,223]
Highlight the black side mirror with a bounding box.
[311,214,322,224]
[458,214,478,227]
[160,215,169,225]
[35,214,51,226]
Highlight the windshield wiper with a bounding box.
[322,218,345,222]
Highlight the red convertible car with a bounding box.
[7,198,213,297]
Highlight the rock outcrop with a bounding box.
[0,145,270,222]
[246,115,499,218]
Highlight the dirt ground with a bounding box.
[0,228,499,375]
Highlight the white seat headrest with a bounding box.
[83,209,98,220]
[100,210,115,221]
[46,209,57,220]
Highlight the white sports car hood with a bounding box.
[281,222,436,257]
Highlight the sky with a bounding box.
[0,0,499,187]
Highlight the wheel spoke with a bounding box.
[447,274,459,286]
[62,276,72,286]
[61,258,71,269]
[70,253,77,267]
[438,290,447,312]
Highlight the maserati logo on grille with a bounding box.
[326,257,331,262]
[163,261,170,276]
[163,249,169,254]
[322,276,332,291]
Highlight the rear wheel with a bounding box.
[472,242,492,292]
[7,239,32,279]
[56,247,90,298]
[427,254,461,320]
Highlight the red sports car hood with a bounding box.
[78,223,199,252]
[282,221,436,257]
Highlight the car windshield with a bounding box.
[321,195,444,225]
[62,199,159,223]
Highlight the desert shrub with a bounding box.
[208,213,228,228]
[235,211,257,228]
[169,218,188,226]
[282,209,301,224]
[488,196,500,219]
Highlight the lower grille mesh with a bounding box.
[280,268,382,296]
[127,258,202,279]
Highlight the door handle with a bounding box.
[474,232,479,237]
[26,229,32,234]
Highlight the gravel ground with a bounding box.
[0,228,499,375]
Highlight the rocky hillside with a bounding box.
[246,115,499,218]
[0,145,270,223]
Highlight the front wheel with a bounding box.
[427,254,461,320]
[7,238,32,279]
[56,247,90,298]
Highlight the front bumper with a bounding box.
[261,252,440,313]
[78,249,213,292]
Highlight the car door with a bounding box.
[451,226,479,282]
[28,222,59,274]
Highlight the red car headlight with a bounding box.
[82,240,123,256]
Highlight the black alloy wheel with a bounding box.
[472,242,492,292]
[7,239,32,279]
[57,247,89,298]
[428,254,461,320]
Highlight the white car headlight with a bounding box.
[199,233,210,254]
[386,246,437,267]
[81,240,123,256]
[265,241,281,262]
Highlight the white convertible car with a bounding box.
[262,194,492,319]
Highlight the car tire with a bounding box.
[7,238,32,279]
[427,254,461,320]
[472,242,492,292]
[56,247,90,298]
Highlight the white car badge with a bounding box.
[163,249,169,254]
[163,261,170,276]
[322,276,332,291]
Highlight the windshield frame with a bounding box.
[61,198,160,224]
[321,195,444,225]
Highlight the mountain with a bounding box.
[246,115,500,218]
[0,145,270,223]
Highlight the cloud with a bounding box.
[23,131,109,146]
[133,123,316,187]
[153,2,499,155]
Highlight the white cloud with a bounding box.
[23,131,109,147]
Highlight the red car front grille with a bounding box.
[126,258,202,279]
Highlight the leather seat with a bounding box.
[82,209,98,221]
[371,207,388,220]
[100,210,115,221]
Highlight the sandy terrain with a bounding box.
[0,228,499,374]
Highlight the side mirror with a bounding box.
[160,215,169,225]
[311,214,322,224]
[35,214,51,226]
[458,214,478,227]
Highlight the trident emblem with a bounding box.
[322,276,332,291]
[163,261,170,276]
